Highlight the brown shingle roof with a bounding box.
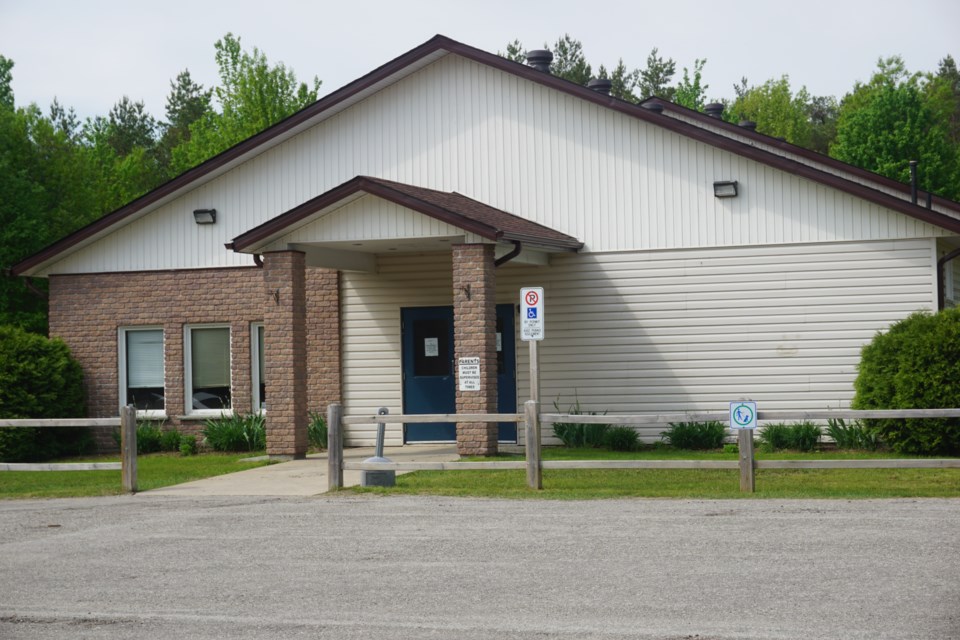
[12,34,960,276]
[228,176,582,252]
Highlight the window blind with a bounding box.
[191,327,230,388]
[126,330,163,388]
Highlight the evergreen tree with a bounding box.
[638,48,676,100]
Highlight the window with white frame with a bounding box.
[186,325,232,412]
[120,328,165,413]
[251,323,266,412]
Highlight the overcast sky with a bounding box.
[1,0,957,123]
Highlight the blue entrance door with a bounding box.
[402,306,456,442]
[401,305,517,443]
[495,304,517,442]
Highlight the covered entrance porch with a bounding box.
[228,176,581,458]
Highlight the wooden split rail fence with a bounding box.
[0,406,138,493]
[327,402,960,492]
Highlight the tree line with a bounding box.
[2,33,958,334]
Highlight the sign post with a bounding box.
[520,287,544,402]
[730,401,757,493]
[520,287,544,490]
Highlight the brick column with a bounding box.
[453,244,498,456]
[263,251,308,459]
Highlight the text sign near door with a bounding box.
[520,287,544,341]
[458,357,481,391]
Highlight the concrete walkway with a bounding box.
[142,445,458,497]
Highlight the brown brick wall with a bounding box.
[452,244,498,456]
[306,268,341,415]
[48,265,341,450]
[263,251,308,458]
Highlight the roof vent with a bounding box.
[704,102,724,119]
[587,78,613,95]
[643,103,664,113]
[525,50,553,73]
[739,120,757,131]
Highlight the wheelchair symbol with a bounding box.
[527,308,537,319]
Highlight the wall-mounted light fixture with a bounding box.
[193,208,217,224]
[713,181,738,198]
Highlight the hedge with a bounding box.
[852,309,960,455]
[0,325,89,462]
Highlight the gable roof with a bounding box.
[11,34,960,277]
[641,96,960,217]
[228,176,583,253]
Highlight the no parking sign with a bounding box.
[520,287,544,341]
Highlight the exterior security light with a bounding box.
[713,181,738,198]
[193,209,217,224]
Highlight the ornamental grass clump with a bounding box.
[758,421,821,452]
[307,411,327,450]
[603,426,640,452]
[202,413,266,452]
[660,421,726,450]
[551,397,610,448]
[826,418,881,451]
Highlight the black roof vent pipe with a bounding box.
[909,160,918,205]
[704,102,724,119]
[739,120,757,131]
[643,102,664,113]
[587,78,613,95]
[525,50,553,73]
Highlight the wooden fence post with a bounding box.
[327,403,343,490]
[738,428,755,493]
[120,405,137,494]
[525,399,542,490]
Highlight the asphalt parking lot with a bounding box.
[1,495,958,639]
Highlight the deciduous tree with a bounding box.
[171,34,321,173]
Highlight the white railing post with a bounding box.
[525,400,542,490]
[120,405,137,494]
[327,403,343,490]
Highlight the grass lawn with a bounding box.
[0,453,274,499]
[350,447,960,500]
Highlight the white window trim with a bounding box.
[251,322,266,414]
[118,326,166,419]
[184,323,234,417]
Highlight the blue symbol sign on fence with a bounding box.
[730,401,757,430]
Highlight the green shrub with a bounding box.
[826,418,881,451]
[852,309,960,455]
[661,421,726,450]
[758,423,792,451]
[789,421,821,452]
[202,413,266,452]
[758,422,821,452]
[722,443,739,454]
[0,325,89,462]
[179,435,197,456]
[603,426,639,452]
[308,411,327,450]
[160,428,182,452]
[551,398,610,447]
[136,422,164,454]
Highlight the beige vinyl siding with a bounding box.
[42,54,951,275]
[340,253,455,446]
[340,239,935,444]
[260,195,484,249]
[660,109,960,223]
